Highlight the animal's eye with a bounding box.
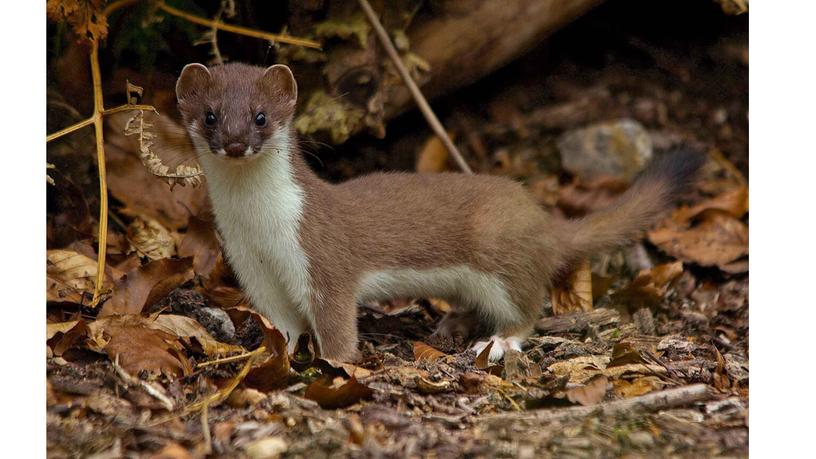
[205,112,217,126]
[255,112,266,127]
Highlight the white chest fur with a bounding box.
[199,136,314,347]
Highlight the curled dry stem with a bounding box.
[124,109,204,189]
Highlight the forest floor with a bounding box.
[46,2,748,458]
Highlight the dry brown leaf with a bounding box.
[151,442,194,459]
[648,210,748,272]
[48,320,93,356]
[225,307,292,392]
[416,133,453,173]
[503,349,541,382]
[611,261,684,309]
[150,314,243,357]
[551,258,593,315]
[46,0,108,42]
[566,375,608,406]
[126,215,176,260]
[713,346,731,391]
[715,0,748,15]
[47,249,106,294]
[459,372,513,394]
[413,341,447,363]
[47,321,80,340]
[200,253,250,307]
[696,149,745,196]
[88,315,192,377]
[100,257,194,317]
[474,341,494,370]
[612,376,665,398]
[557,176,629,217]
[47,275,86,305]
[304,376,374,409]
[608,341,648,367]
[315,358,373,379]
[547,355,610,384]
[414,376,451,395]
[178,215,221,279]
[603,363,667,379]
[226,387,268,408]
[672,186,748,224]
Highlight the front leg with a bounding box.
[309,288,361,362]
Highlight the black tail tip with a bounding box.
[639,147,707,195]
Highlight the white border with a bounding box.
[751,1,816,456]
[0,1,47,456]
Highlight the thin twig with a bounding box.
[150,346,265,427]
[90,39,109,306]
[46,116,96,142]
[497,389,523,412]
[357,0,473,175]
[201,402,212,455]
[157,2,321,49]
[102,0,140,17]
[112,357,175,411]
[196,348,262,369]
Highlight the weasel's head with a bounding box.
[175,62,297,161]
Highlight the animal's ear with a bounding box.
[176,63,211,102]
[260,64,297,106]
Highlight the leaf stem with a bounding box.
[102,103,157,116]
[46,116,95,142]
[90,39,108,306]
[157,2,321,49]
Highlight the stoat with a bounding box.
[175,62,704,362]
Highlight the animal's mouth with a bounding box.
[213,146,261,162]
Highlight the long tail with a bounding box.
[556,148,706,270]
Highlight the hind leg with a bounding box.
[432,308,483,342]
[433,301,536,362]
[469,297,541,362]
[471,326,533,362]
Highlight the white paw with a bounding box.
[472,335,524,362]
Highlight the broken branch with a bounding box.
[482,384,711,424]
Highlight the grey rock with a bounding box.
[197,307,236,342]
[557,119,653,181]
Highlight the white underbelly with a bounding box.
[357,266,521,326]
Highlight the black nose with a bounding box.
[224,142,248,157]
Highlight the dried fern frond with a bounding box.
[47,163,56,186]
[125,109,204,189]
